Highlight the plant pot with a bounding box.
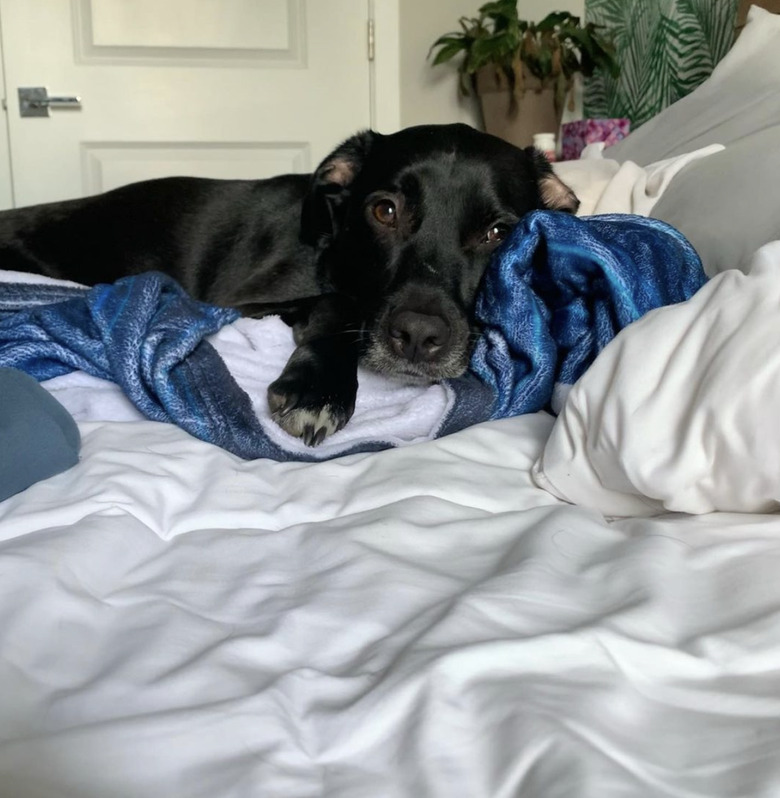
[475,66,564,149]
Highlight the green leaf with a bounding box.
[430,41,468,66]
[536,48,553,79]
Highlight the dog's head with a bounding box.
[302,123,578,383]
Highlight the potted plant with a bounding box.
[430,1,619,149]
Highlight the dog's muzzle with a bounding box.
[360,288,472,383]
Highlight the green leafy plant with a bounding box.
[430,0,620,112]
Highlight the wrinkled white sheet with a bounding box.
[535,240,780,517]
[2,414,780,798]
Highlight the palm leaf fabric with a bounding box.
[584,0,739,128]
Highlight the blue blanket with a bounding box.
[471,211,707,417]
[0,212,706,460]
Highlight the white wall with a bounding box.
[399,0,585,130]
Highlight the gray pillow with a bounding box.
[650,126,780,275]
[607,6,780,166]
[0,368,81,502]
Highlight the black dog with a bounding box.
[0,124,578,445]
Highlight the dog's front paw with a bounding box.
[267,343,357,446]
[267,388,352,447]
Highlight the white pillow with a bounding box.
[606,5,780,166]
[532,241,780,517]
[552,144,723,217]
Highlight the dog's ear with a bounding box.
[525,147,580,214]
[301,130,377,246]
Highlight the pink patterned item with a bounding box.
[561,118,631,161]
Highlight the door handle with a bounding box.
[18,87,82,118]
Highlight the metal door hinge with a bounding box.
[368,18,375,61]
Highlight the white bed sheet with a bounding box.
[2,413,780,798]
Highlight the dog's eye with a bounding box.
[372,200,397,227]
[484,224,509,245]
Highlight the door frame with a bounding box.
[0,0,401,210]
[0,7,13,210]
[370,0,401,134]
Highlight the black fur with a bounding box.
[0,123,578,445]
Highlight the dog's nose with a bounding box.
[388,310,450,363]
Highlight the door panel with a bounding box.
[87,0,291,51]
[0,0,373,207]
[82,141,311,194]
[73,0,304,65]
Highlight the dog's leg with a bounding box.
[267,295,360,446]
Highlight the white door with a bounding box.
[0,0,380,208]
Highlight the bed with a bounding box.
[2,6,780,797]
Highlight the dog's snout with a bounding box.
[388,310,450,363]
